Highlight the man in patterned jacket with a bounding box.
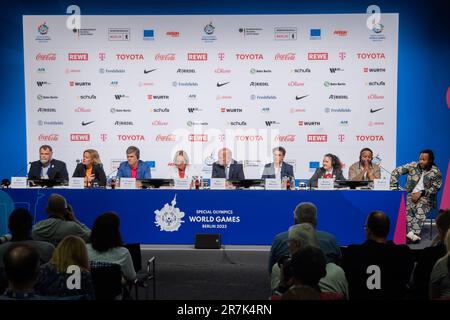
[390,149,442,243]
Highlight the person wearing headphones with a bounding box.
[117,146,151,179]
[348,148,381,181]
[309,153,345,188]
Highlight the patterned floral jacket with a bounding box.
[390,162,442,207]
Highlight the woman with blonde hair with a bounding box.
[35,235,94,299]
[170,150,198,179]
[72,149,107,187]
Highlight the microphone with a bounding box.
[11,162,32,178]
[372,155,404,191]
[106,167,118,178]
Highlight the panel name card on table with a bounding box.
[265,178,282,190]
[120,178,136,189]
[174,178,191,190]
[210,178,226,190]
[373,178,390,190]
[69,177,85,189]
[10,177,27,188]
[318,178,335,190]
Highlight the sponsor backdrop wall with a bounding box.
[23,14,398,179]
[0,1,449,200]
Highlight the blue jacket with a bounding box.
[268,229,342,273]
[117,160,151,179]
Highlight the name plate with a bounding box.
[373,178,390,190]
[69,177,85,189]
[265,178,281,190]
[210,178,226,190]
[174,178,191,190]
[11,177,27,188]
[318,178,335,190]
[120,178,136,189]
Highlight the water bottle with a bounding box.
[290,178,296,190]
[111,177,116,189]
[285,177,291,190]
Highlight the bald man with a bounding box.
[211,148,245,180]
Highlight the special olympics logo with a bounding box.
[154,195,185,232]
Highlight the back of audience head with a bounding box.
[50,235,89,273]
[8,208,33,241]
[281,285,321,300]
[365,211,390,242]
[288,223,319,254]
[90,212,123,252]
[291,246,327,288]
[436,209,450,242]
[45,193,70,219]
[3,243,40,290]
[294,202,318,227]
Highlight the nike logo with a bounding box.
[217,82,230,87]
[370,107,384,113]
[144,69,157,74]
[82,121,95,126]
[295,95,308,100]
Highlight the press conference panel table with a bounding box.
[0,189,407,246]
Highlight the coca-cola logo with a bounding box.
[274,134,296,142]
[155,53,176,61]
[275,53,296,60]
[156,134,176,142]
[36,53,56,61]
[117,134,145,141]
[38,134,58,141]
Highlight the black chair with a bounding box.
[124,243,156,300]
[90,262,123,300]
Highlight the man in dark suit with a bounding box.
[27,145,68,182]
[211,148,245,180]
[342,211,414,300]
[261,146,294,180]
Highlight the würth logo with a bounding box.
[68,53,88,61]
[188,53,208,61]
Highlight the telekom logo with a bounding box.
[100,133,108,142]
[99,53,106,61]
[338,134,345,142]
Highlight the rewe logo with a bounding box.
[308,52,328,60]
[187,53,208,61]
[70,134,90,141]
[68,53,88,61]
[307,134,327,142]
[154,195,185,232]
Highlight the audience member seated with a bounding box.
[269,202,341,274]
[283,247,343,300]
[412,209,450,299]
[35,236,94,299]
[429,229,450,299]
[0,243,44,300]
[32,194,91,246]
[0,208,54,268]
[87,212,136,282]
[271,223,348,299]
[342,210,414,299]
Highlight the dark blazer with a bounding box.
[72,163,107,187]
[211,160,245,180]
[342,240,414,300]
[28,159,69,181]
[309,167,345,188]
[261,162,294,180]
